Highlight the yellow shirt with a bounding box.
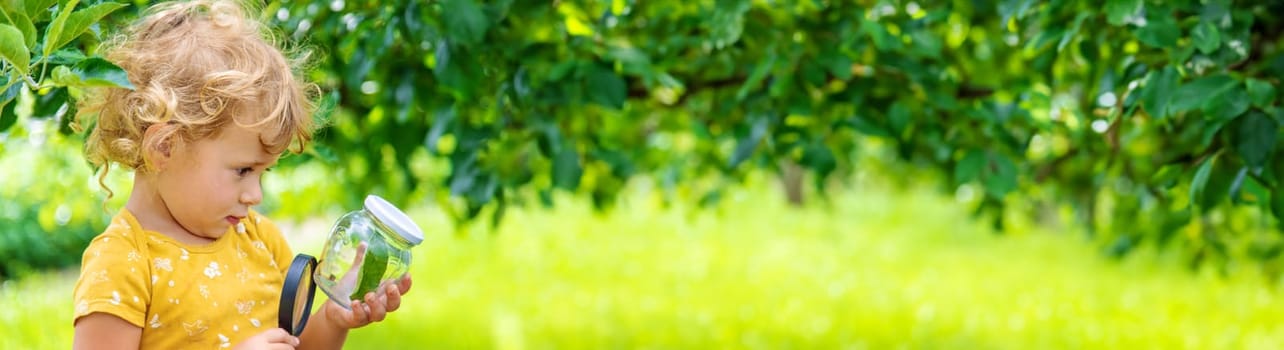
[73,209,294,349]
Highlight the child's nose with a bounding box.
[240,183,262,205]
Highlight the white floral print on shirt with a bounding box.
[154,258,173,272]
[183,319,208,337]
[204,262,222,279]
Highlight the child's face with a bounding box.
[156,123,279,240]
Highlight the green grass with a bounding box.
[6,183,1284,349]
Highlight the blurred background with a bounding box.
[4,0,1284,348]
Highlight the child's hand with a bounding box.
[233,328,300,349]
[323,274,413,329]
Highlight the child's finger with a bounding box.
[396,274,413,295]
[345,243,369,275]
[337,243,369,290]
[365,292,387,322]
[349,300,369,326]
[259,328,299,345]
[385,283,402,312]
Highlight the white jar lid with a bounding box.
[363,194,424,246]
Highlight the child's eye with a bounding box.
[237,167,254,176]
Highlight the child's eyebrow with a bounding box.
[240,159,278,167]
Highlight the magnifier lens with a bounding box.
[280,254,318,336]
[292,264,313,332]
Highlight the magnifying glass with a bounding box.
[279,254,318,336]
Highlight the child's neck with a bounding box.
[125,173,217,246]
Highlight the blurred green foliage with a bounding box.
[0,116,105,279]
[3,0,1284,276]
[7,183,1284,349]
[259,0,1284,273]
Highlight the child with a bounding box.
[71,1,411,349]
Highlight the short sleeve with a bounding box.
[72,230,151,328]
[247,211,294,275]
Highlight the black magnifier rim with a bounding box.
[280,254,318,336]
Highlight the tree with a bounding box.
[3,0,1284,272]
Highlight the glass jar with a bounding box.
[313,195,424,309]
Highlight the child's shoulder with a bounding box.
[83,210,149,252]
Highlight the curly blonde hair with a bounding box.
[76,0,317,199]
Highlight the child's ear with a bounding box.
[142,124,174,170]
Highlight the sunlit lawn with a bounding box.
[5,180,1284,349]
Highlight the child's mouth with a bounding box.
[226,216,240,225]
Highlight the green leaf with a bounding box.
[1204,163,1238,209]
[351,239,389,300]
[41,0,79,57]
[1192,21,1221,54]
[0,98,17,132]
[552,141,582,190]
[1056,13,1090,53]
[1203,84,1250,121]
[32,87,67,118]
[737,56,774,100]
[888,101,911,138]
[1029,25,1066,52]
[23,0,57,21]
[441,0,488,46]
[821,51,852,81]
[1272,188,1284,227]
[800,60,826,88]
[802,142,837,181]
[1105,0,1141,26]
[1234,169,1269,205]
[1189,154,1215,208]
[1151,164,1183,189]
[3,9,37,50]
[1135,10,1178,49]
[1232,111,1277,168]
[1079,37,1100,62]
[66,56,133,89]
[999,0,1036,22]
[1141,67,1177,118]
[847,115,891,138]
[0,24,30,74]
[912,30,944,57]
[861,19,899,51]
[708,0,747,46]
[955,150,986,184]
[982,153,1018,199]
[697,188,723,208]
[605,46,651,74]
[44,49,85,65]
[1190,153,1236,210]
[729,116,768,168]
[1246,78,1276,108]
[1200,118,1229,149]
[47,2,127,52]
[1228,167,1248,204]
[0,75,18,102]
[586,65,626,110]
[50,64,74,86]
[1169,41,1196,65]
[432,42,479,98]
[1170,74,1237,113]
